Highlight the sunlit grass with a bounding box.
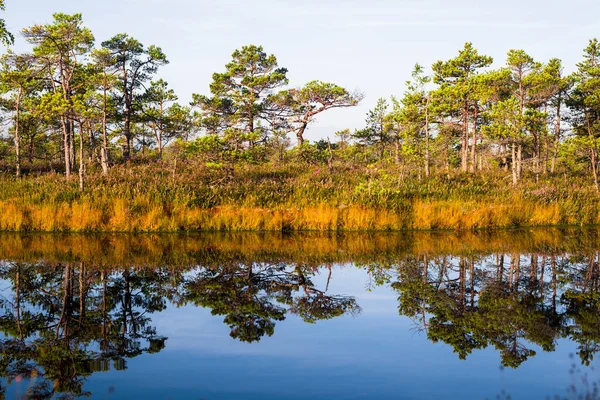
[0,162,598,232]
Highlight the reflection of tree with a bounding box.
[390,253,596,368]
[1,237,600,399]
[179,263,287,342]
[0,263,168,399]
[178,263,360,342]
[562,253,600,366]
[100,268,169,360]
[289,266,360,324]
[563,291,600,366]
[476,281,557,368]
[0,259,360,398]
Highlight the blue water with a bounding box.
[3,266,592,400]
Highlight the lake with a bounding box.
[0,229,599,399]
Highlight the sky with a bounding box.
[3,0,599,141]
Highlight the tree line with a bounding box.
[0,11,360,189]
[1,8,600,191]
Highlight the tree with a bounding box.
[90,48,117,174]
[0,263,168,399]
[288,266,360,323]
[102,33,168,159]
[540,59,571,174]
[0,52,38,177]
[506,49,540,180]
[433,42,493,173]
[277,80,362,146]
[334,128,351,148]
[483,97,523,184]
[71,66,107,191]
[180,264,287,342]
[390,64,433,176]
[362,97,390,159]
[0,0,14,47]
[167,103,194,142]
[22,13,94,178]
[192,45,288,149]
[568,39,600,190]
[140,79,178,158]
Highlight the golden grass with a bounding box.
[0,196,596,232]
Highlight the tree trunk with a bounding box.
[88,121,95,164]
[511,142,517,185]
[123,69,133,159]
[591,148,599,191]
[517,77,524,181]
[296,123,307,147]
[470,105,478,173]
[248,109,255,148]
[327,137,333,173]
[587,115,599,191]
[14,87,22,178]
[515,255,521,289]
[28,135,34,164]
[69,120,75,171]
[62,117,71,178]
[152,122,162,159]
[533,133,540,177]
[59,66,73,177]
[101,83,109,174]
[158,101,164,159]
[517,143,523,180]
[461,104,469,172]
[79,121,85,191]
[15,265,22,340]
[124,104,132,158]
[543,129,549,175]
[424,97,430,178]
[551,100,561,174]
[158,132,163,158]
[444,135,450,177]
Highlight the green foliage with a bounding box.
[275,80,362,145]
[101,33,168,157]
[192,44,288,146]
[0,0,13,46]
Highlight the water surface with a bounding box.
[0,229,599,399]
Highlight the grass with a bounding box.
[0,161,598,232]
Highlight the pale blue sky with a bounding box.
[4,0,598,141]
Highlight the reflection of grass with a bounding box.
[0,164,599,232]
[0,228,599,267]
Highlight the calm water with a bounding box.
[1,229,599,399]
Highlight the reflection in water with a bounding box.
[0,265,169,398]
[0,229,598,398]
[177,263,360,342]
[392,253,600,368]
[0,261,359,398]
